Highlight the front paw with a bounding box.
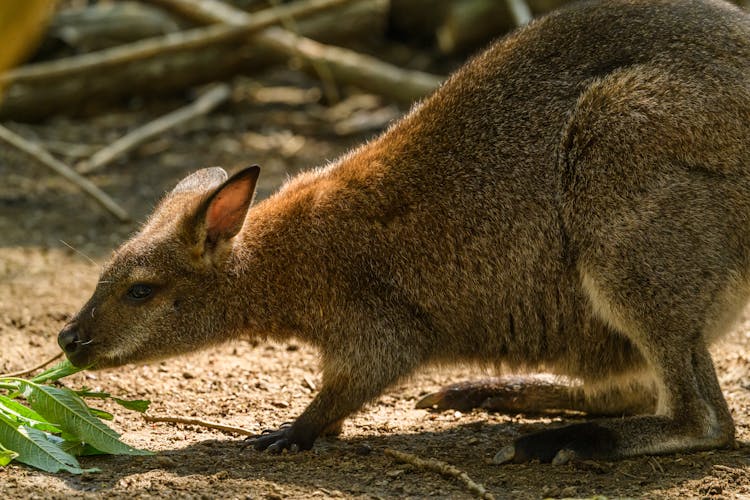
[493,422,616,464]
[245,423,315,453]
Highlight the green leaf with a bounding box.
[30,360,84,384]
[0,394,62,434]
[87,407,114,421]
[60,440,108,457]
[0,443,18,466]
[0,414,94,474]
[41,433,105,456]
[18,382,151,456]
[112,398,150,413]
[74,388,107,398]
[75,389,151,413]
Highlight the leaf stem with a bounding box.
[142,414,256,436]
[0,354,63,378]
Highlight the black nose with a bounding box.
[58,324,80,354]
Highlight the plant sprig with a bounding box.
[0,359,152,474]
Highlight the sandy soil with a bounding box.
[1,73,749,499]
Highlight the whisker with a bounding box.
[60,240,99,268]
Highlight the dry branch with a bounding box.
[437,0,517,54]
[78,83,231,174]
[0,0,386,119]
[150,0,442,104]
[384,448,494,500]
[506,0,533,26]
[0,125,129,221]
[395,0,569,54]
[143,414,256,436]
[47,2,179,52]
[260,28,443,104]
[1,0,350,85]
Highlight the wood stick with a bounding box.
[437,0,513,54]
[384,448,495,500]
[259,28,443,104]
[47,2,180,53]
[150,0,443,104]
[0,0,352,87]
[143,414,256,436]
[0,0,386,119]
[266,0,341,104]
[506,0,533,26]
[0,353,62,379]
[78,83,231,174]
[0,125,130,221]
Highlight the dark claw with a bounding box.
[242,421,295,448]
[416,385,492,412]
[243,422,313,452]
[266,438,290,454]
[245,428,292,451]
[257,421,293,435]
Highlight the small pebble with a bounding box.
[353,444,372,455]
[493,445,515,464]
[559,486,578,497]
[552,449,576,465]
[155,455,177,468]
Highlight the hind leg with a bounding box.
[497,66,746,463]
[494,337,734,463]
[498,178,742,461]
[416,375,656,416]
[500,177,742,462]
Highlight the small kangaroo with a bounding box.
[59,0,750,463]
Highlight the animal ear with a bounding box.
[171,167,228,195]
[196,165,260,249]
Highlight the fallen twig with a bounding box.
[143,414,256,436]
[506,0,533,26]
[41,140,104,160]
[149,0,443,104]
[267,0,340,104]
[0,0,386,119]
[0,353,63,379]
[47,2,179,53]
[0,125,130,221]
[383,447,495,500]
[0,0,351,87]
[260,28,443,104]
[648,456,665,475]
[78,83,231,174]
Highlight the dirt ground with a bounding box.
[1,71,749,499]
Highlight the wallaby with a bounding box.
[58,0,750,463]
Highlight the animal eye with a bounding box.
[126,284,152,300]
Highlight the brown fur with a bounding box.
[59,0,750,461]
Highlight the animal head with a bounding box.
[58,166,260,368]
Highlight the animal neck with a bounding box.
[221,173,340,345]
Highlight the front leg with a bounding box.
[249,325,423,452]
[249,385,361,452]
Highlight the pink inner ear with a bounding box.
[205,178,253,242]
